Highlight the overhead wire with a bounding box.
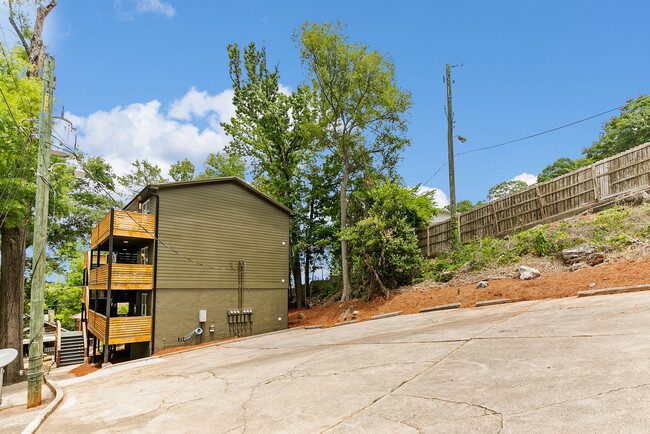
[418,104,626,186]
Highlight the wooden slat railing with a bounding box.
[109,316,152,345]
[88,309,106,342]
[87,309,152,345]
[90,210,155,248]
[88,264,153,290]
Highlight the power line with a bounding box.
[418,104,625,186]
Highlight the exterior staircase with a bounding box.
[58,331,85,366]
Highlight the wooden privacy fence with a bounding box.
[418,142,650,256]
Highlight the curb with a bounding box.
[370,311,403,320]
[304,325,324,329]
[577,284,650,297]
[333,320,359,327]
[476,298,520,307]
[420,303,461,313]
[21,375,64,434]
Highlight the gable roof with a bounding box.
[124,177,295,216]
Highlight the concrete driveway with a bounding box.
[41,291,650,433]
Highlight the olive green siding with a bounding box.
[153,288,288,350]
[151,181,291,350]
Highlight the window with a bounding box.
[141,199,152,215]
[141,293,148,316]
[140,246,149,265]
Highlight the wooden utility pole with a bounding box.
[446,64,456,218]
[445,63,459,250]
[27,56,54,408]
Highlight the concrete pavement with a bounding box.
[39,291,650,433]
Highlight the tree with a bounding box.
[487,180,529,201]
[44,253,83,330]
[198,151,246,179]
[0,45,42,385]
[453,199,484,214]
[169,159,195,182]
[222,42,317,308]
[118,159,168,196]
[537,157,591,183]
[583,94,650,161]
[296,21,412,301]
[343,182,435,298]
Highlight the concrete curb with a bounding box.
[577,284,650,297]
[370,311,403,320]
[304,325,324,329]
[21,375,64,434]
[333,320,359,327]
[476,298,520,307]
[420,303,461,313]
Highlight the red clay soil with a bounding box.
[69,362,99,377]
[289,258,650,328]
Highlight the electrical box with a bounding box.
[198,309,207,323]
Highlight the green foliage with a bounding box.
[583,94,650,161]
[487,180,529,201]
[44,253,84,330]
[0,45,41,228]
[198,151,246,179]
[169,159,195,181]
[454,199,484,214]
[537,157,591,183]
[342,182,436,296]
[118,159,167,196]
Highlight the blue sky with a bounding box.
[11,0,649,205]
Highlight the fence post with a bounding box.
[490,202,499,236]
[426,226,430,257]
[591,166,601,202]
[535,184,547,219]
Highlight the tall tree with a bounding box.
[222,42,317,308]
[198,151,246,179]
[118,159,168,196]
[0,45,41,385]
[582,94,650,161]
[296,21,412,301]
[169,158,195,182]
[487,180,529,201]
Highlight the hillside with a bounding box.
[290,199,650,327]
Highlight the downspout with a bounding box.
[148,187,160,354]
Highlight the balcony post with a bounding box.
[104,209,114,363]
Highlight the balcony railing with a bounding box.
[90,210,155,249]
[88,309,152,345]
[88,263,153,290]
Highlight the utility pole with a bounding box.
[445,63,459,250]
[446,64,456,218]
[27,55,54,408]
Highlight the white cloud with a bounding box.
[135,0,176,17]
[68,92,231,180]
[512,172,537,185]
[414,186,450,207]
[168,87,236,124]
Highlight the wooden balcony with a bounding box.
[88,264,153,290]
[88,309,152,345]
[90,209,155,249]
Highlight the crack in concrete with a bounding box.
[508,383,650,417]
[378,414,422,432]
[399,393,503,432]
[321,301,541,433]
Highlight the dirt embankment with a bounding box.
[289,257,650,328]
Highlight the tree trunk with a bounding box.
[304,200,314,303]
[340,148,352,301]
[0,224,27,385]
[26,1,57,79]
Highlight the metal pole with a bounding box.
[27,55,54,408]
